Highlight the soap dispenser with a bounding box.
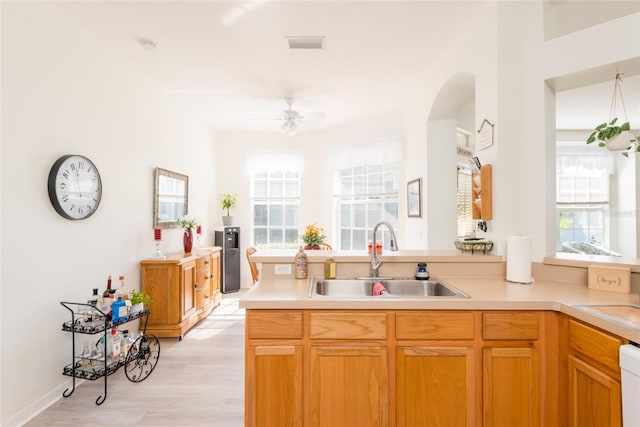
[295,247,308,279]
[415,262,430,280]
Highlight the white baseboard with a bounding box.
[3,379,82,427]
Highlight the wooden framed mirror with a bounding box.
[153,167,189,228]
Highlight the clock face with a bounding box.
[47,155,102,220]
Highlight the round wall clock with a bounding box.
[47,154,102,220]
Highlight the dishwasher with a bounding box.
[620,344,640,426]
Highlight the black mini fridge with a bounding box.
[215,227,241,293]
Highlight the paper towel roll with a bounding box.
[506,235,532,284]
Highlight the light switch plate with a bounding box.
[588,265,631,293]
[275,264,292,275]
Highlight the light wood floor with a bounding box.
[27,291,247,426]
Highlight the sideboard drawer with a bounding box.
[310,312,387,339]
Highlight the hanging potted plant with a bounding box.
[586,73,640,157]
[219,193,237,226]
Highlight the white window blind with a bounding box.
[457,168,474,237]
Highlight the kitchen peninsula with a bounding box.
[240,250,640,427]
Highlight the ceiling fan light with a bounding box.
[281,120,300,136]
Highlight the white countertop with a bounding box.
[240,275,640,343]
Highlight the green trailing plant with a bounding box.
[586,117,640,157]
[587,73,640,157]
[219,193,238,216]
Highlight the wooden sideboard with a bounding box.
[141,247,221,339]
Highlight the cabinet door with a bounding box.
[483,347,539,427]
[181,260,197,320]
[568,355,621,427]
[397,346,475,427]
[210,252,221,301]
[246,345,302,427]
[310,346,388,427]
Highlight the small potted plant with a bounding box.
[219,193,238,226]
[301,223,327,250]
[130,290,151,315]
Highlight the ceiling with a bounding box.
[52,1,639,134]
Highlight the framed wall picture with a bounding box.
[407,178,422,217]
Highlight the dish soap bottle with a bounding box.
[324,253,337,279]
[295,247,308,279]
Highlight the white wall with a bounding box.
[1,4,217,424]
[3,1,639,424]
[214,110,405,280]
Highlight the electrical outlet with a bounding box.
[275,264,292,275]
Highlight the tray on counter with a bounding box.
[455,239,494,254]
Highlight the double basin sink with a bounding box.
[308,276,470,299]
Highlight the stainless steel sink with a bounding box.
[308,277,470,299]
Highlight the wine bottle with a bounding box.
[102,275,112,298]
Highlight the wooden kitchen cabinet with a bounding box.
[310,346,388,427]
[483,347,539,426]
[395,312,476,427]
[243,309,578,427]
[246,345,302,427]
[482,312,541,427]
[568,319,626,427]
[141,247,221,339]
[245,311,304,427]
[397,346,475,427]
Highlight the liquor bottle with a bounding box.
[102,275,112,298]
[112,296,127,323]
[87,288,99,306]
[111,329,121,362]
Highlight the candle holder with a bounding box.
[153,228,166,259]
[196,225,202,248]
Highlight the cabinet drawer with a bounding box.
[196,268,210,288]
[310,312,387,339]
[396,312,474,340]
[196,256,210,270]
[483,312,539,340]
[247,312,303,339]
[569,319,623,372]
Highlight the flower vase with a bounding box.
[304,244,321,250]
[183,228,193,254]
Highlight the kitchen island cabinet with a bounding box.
[245,309,551,427]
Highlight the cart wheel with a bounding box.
[124,334,160,382]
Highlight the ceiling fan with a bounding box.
[279,97,324,136]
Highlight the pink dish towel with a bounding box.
[373,282,388,296]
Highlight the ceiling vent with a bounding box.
[285,36,325,50]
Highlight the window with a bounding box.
[251,171,300,249]
[335,162,399,251]
[248,153,303,250]
[556,173,609,251]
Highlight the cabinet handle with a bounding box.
[194,283,198,289]
[205,260,209,265]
